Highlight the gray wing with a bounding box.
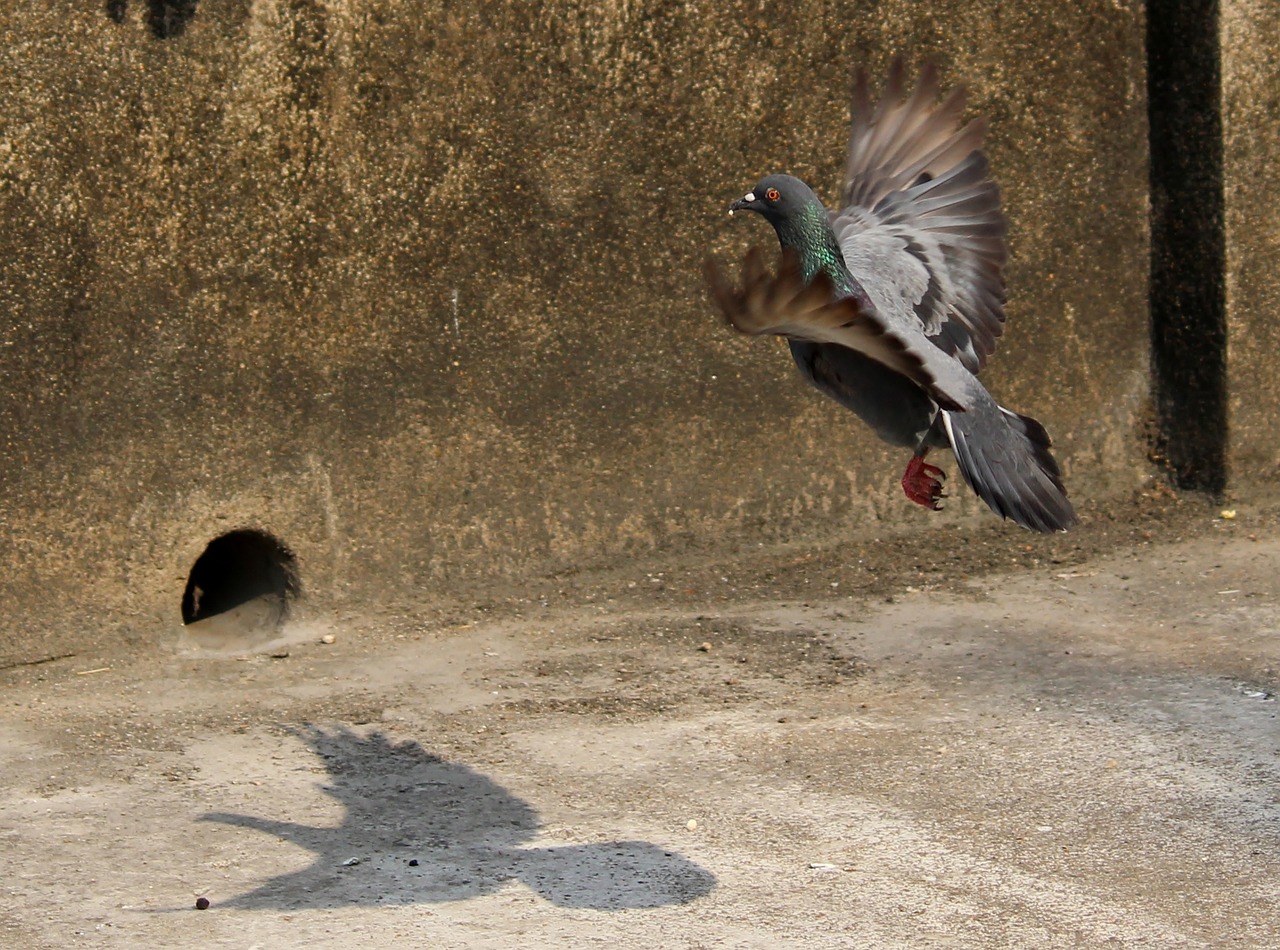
[703,247,971,413]
[834,58,1008,374]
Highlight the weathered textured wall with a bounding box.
[0,2,1149,658]
[1223,0,1280,478]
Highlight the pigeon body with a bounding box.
[707,61,1076,533]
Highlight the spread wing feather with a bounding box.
[704,248,970,412]
[835,58,1008,374]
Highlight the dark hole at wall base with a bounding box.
[182,529,300,632]
[1148,0,1229,494]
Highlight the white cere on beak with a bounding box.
[729,191,755,217]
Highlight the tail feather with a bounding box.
[940,403,1076,533]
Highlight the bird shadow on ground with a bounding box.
[200,724,715,911]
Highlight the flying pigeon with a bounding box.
[705,59,1077,533]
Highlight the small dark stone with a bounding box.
[408,859,419,867]
[195,897,210,910]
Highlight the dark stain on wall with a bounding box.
[1148,0,1228,493]
[105,1,199,39]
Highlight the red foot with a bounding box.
[902,455,947,510]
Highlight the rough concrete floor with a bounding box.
[3,489,1279,948]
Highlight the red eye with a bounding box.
[765,188,780,201]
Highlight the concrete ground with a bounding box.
[3,489,1279,948]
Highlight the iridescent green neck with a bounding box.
[775,202,856,295]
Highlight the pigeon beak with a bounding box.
[728,192,757,217]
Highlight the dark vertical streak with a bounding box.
[1148,0,1228,492]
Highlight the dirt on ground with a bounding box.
[3,485,1280,948]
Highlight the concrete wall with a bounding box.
[1223,0,1280,479]
[0,2,1150,658]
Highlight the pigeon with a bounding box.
[705,59,1077,533]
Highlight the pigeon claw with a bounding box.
[902,456,947,511]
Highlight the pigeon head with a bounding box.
[728,174,823,227]
[728,174,844,281]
